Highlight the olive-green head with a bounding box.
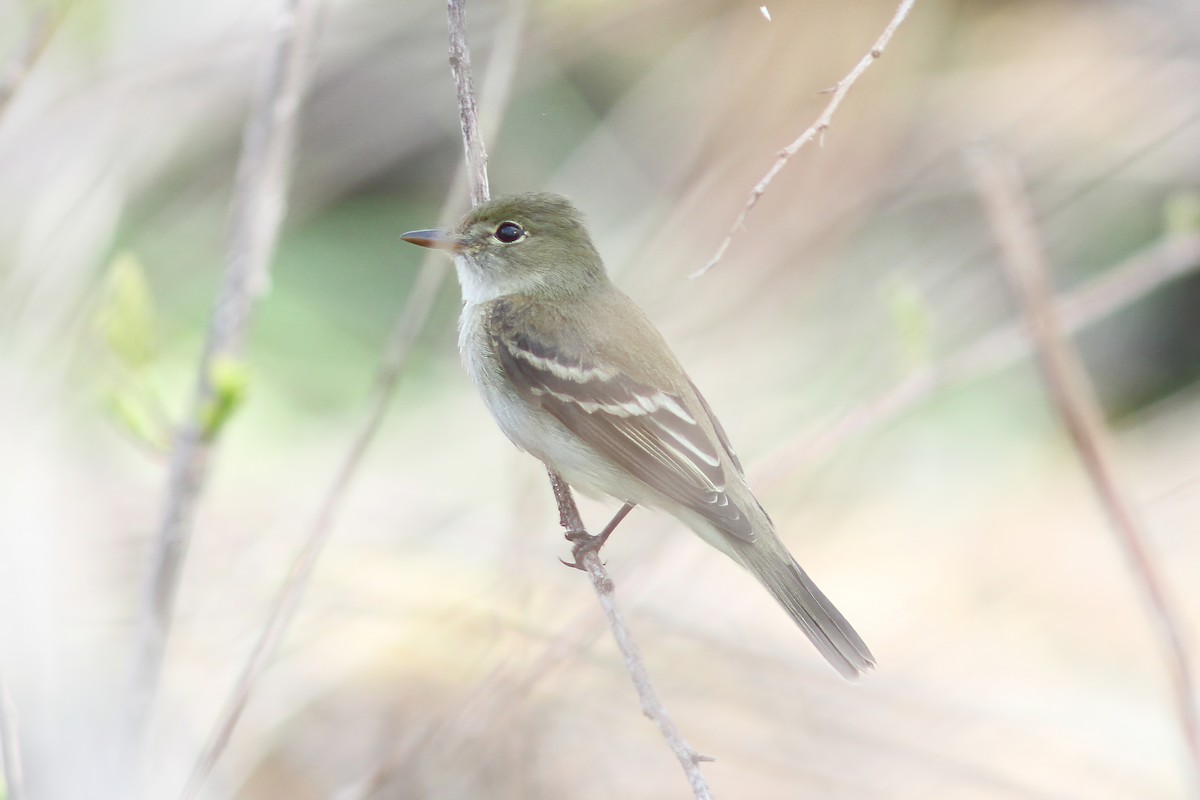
[402,192,606,302]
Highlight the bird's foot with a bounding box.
[560,529,606,571]
[559,502,636,571]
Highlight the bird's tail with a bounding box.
[730,531,875,679]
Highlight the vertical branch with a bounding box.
[0,674,23,800]
[448,0,490,205]
[125,0,318,758]
[968,149,1200,795]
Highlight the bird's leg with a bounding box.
[558,501,637,571]
[563,502,637,569]
[592,501,636,549]
[546,470,637,569]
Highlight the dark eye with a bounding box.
[494,222,525,243]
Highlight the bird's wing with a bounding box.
[489,298,754,541]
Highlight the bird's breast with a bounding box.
[457,302,627,499]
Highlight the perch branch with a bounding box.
[125,0,318,761]
[693,0,917,278]
[448,0,490,206]
[454,1,715,794]
[549,472,716,800]
[968,149,1200,795]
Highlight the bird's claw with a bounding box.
[561,529,608,570]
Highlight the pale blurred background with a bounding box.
[1,0,1199,798]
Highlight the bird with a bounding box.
[401,192,874,678]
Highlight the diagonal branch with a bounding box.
[176,262,445,800]
[549,473,716,799]
[968,148,1200,797]
[693,0,918,278]
[124,0,319,762]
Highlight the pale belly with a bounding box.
[453,301,746,560]
[458,303,627,501]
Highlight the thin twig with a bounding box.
[968,148,1200,796]
[180,1,530,794]
[692,0,917,278]
[549,472,716,800]
[754,231,1200,487]
[0,7,56,126]
[124,0,318,765]
[0,674,23,800]
[448,0,490,206]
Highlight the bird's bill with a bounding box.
[400,228,460,252]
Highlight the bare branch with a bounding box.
[754,231,1200,486]
[0,674,23,800]
[693,0,918,278]
[968,148,1200,796]
[0,7,56,126]
[549,472,716,800]
[124,0,319,764]
[448,0,490,206]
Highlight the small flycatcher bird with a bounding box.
[402,192,874,678]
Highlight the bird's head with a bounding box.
[402,192,606,303]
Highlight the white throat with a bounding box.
[454,255,500,306]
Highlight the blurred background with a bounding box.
[1,0,1199,797]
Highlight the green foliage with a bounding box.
[98,251,156,370]
[880,274,933,370]
[200,356,251,442]
[96,251,169,453]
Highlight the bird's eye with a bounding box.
[493,222,525,243]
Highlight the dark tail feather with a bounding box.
[731,534,875,679]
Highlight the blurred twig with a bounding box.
[754,230,1200,486]
[180,0,529,795]
[692,0,917,278]
[334,603,609,800]
[125,0,318,766]
[550,474,716,800]
[0,674,23,800]
[0,7,55,126]
[177,265,444,800]
[968,149,1200,796]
